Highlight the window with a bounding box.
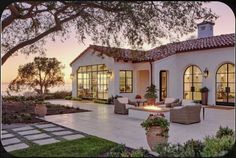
[77,64,109,99]
[183,65,202,100]
[119,70,133,93]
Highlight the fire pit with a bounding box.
[128,105,170,120]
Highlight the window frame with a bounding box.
[119,70,133,93]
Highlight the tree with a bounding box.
[8,57,64,95]
[1,1,217,65]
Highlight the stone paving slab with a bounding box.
[43,127,65,132]
[34,124,56,128]
[12,126,34,132]
[51,131,73,136]
[4,143,29,152]
[18,129,41,136]
[2,133,15,139]
[63,134,85,140]
[2,138,21,146]
[2,130,8,134]
[33,138,60,145]
[24,133,51,140]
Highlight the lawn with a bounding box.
[10,136,117,157]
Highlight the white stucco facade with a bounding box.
[71,46,234,106]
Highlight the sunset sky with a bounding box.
[1,1,235,85]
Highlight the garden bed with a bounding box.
[2,101,90,124]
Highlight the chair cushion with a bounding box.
[126,104,134,109]
[165,98,178,104]
[173,106,183,109]
[182,99,195,106]
[117,97,128,104]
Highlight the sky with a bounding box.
[1,1,235,84]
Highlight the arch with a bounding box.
[183,65,202,100]
[215,63,235,106]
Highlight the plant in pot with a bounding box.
[200,87,209,105]
[144,84,158,105]
[141,113,169,151]
[34,97,47,117]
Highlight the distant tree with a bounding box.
[8,57,64,95]
[1,1,217,65]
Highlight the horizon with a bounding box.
[1,1,235,85]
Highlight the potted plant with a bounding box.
[144,84,158,105]
[34,97,47,117]
[200,87,209,105]
[141,113,169,151]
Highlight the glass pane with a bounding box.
[92,65,97,71]
[228,93,235,103]
[193,83,202,92]
[193,74,202,82]
[216,83,227,93]
[126,86,132,93]
[228,64,235,73]
[184,83,192,91]
[228,83,235,93]
[81,67,86,72]
[217,64,227,74]
[120,78,125,85]
[184,74,192,82]
[119,71,125,78]
[87,66,92,72]
[126,78,132,85]
[98,93,103,99]
[78,67,82,72]
[104,93,108,99]
[126,71,132,77]
[98,64,106,71]
[120,86,125,93]
[193,66,201,75]
[217,74,227,82]
[228,74,235,83]
[185,66,192,75]
[194,92,201,100]
[184,92,192,100]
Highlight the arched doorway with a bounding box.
[216,63,235,106]
[183,65,202,101]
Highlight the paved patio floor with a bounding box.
[43,99,235,150]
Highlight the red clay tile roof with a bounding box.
[70,33,235,65]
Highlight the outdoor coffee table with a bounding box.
[128,105,170,120]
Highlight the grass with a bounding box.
[10,136,117,157]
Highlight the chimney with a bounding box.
[197,21,215,38]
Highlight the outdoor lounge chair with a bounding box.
[155,98,180,108]
[170,104,202,124]
[114,97,137,115]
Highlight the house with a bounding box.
[70,21,235,106]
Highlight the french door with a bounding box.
[160,71,167,101]
[216,63,235,106]
[183,65,202,101]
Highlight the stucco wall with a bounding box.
[153,47,235,105]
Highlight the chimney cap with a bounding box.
[197,21,215,26]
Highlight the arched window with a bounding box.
[216,63,235,106]
[183,65,202,100]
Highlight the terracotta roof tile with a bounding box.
[71,33,235,65]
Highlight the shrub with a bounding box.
[64,96,72,100]
[49,91,72,99]
[21,113,32,121]
[156,143,184,157]
[182,139,204,157]
[93,99,109,104]
[109,144,126,157]
[216,126,234,139]
[72,97,82,101]
[130,148,149,157]
[201,136,235,157]
[144,84,158,99]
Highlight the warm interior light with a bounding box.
[143,105,162,111]
[70,73,74,79]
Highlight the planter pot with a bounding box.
[201,92,208,105]
[146,98,156,105]
[146,126,168,151]
[35,104,47,117]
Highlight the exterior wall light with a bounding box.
[70,73,74,79]
[203,68,209,78]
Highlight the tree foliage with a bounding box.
[1,1,217,64]
[8,57,64,94]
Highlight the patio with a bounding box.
[43,99,235,151]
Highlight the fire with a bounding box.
[143,105,162,111]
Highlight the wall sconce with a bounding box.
[203,68,209,78]
[70,73,74,80]
[107,70,112,78]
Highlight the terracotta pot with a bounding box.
[146,126,168,151]
[201,92,208,105]
[35,104,47,117]
[147,98,156,105]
